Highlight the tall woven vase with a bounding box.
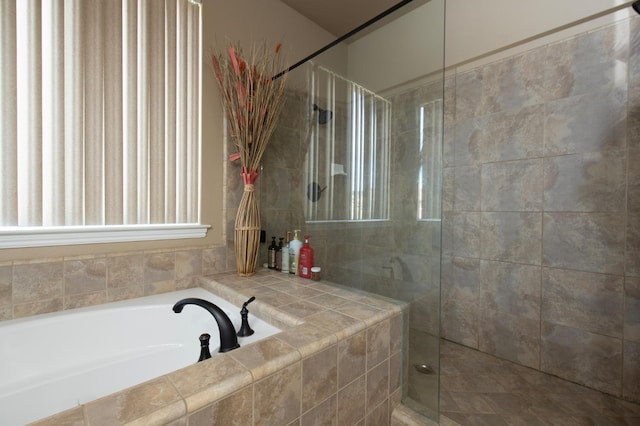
[234,183,261,276]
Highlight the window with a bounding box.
[304,65,390,222]
[417,99,443,221]
[0,0,206,248]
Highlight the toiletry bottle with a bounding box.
[298,235,314,278]
[268,236,277,269]
[281,231,291,273]
[276,237,284,271]
[289,230,303,275]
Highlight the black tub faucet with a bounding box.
[173,298,240,353]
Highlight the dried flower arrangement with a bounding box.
[211,41,288,275]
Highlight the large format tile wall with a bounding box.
[442,16,640,402]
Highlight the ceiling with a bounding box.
[280,0,405,37]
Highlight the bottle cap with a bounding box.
[311,267,321,272]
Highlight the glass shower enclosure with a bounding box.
[261,0,446,420]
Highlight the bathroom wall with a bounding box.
[442,14,640,402]
[0,0,333,260]
[0,0,334,320]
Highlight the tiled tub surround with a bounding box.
[0,245,230,322]
[29,269,404,425]
[1,287,281,425]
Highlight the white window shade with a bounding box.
[0,0,206,248]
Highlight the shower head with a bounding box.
[312,103,333,125]
[633,0,640,14]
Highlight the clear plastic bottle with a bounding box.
[281,231,291,273]
[288,230,303,275]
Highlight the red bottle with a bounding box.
[298,235,314,278]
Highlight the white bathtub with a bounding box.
[0,288,281,426]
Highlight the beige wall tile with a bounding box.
[477,105,545,164]
[276,322,337,359]
[627,215,640,276]
[84,377,183,424]
[453,166,481,212]
[107,284,144,303]
[545,22,629,101]
[389,351,402,394]
[541,322,622,396]
[480,260,541,320]
[441,257,479,348]
[337,375,366,426]
[544,88,627,156]
[202,246,228,276]
[452,212,481,258]
[492,47,547,111]
[0,305,11,321]
[279,299,326,319]
[14,297,63,318]
[306,310,366,341]
[626,277,640,342]
[144,252,175,284]
[479,309,540,369]
[13,261,63,304]
[455,68,495,120]
[543,212,625,275]
[0,265,12,307]
[482,159,543,212]
[365,398,389,426]
[230,337,300,381]
[64,257,106,295]
[64,290,107,310]
[337,331,366,389]
[542,268,624,338]
[175,249,202,281]
[301,395,337,426]
[308,293,351,309]
[390,314,403,355]
[623,341,640,401]
[168,354,252,413]
[187,386,252,426]
[544,151,626,213]
[107,254,144,289]
[480,212,542,265]
[302,345,338,412]
[254,363,302,426]
[143,279,176,296]
[367,319,390,369]
[366,359,389,413]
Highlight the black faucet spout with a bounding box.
[173,298,240,353]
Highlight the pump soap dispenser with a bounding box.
[298,235,314,279]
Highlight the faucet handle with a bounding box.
[198,333,212,362]
[238,296,255,337]
[242,296,255,310]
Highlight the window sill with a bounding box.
[0,224,210,249]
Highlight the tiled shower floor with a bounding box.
[439,340,640,425]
